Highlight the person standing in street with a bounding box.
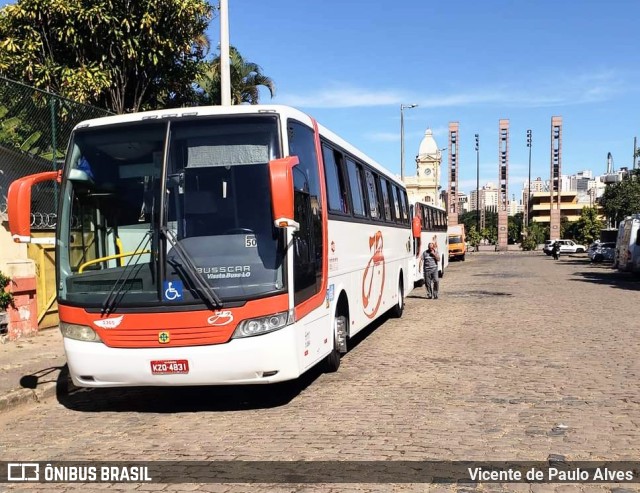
[422,242,439,299]
[552,240,561,261]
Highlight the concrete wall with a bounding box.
[1,215,38,340]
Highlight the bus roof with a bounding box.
[73,104,404,188]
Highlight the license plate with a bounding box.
[150,359,189,375]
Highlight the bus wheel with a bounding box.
[391,277,404,318]
[461,254,466,261]
[324,314,347,373]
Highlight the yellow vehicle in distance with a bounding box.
[448,224,466,261]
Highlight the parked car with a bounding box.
[543,239,587,256]
[590,242,616,263]
[587,241,601,259]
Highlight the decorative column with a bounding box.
[447,122,459,226]
[549,116,562,240]
[497,119,509,251]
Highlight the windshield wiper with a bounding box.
[160,226,223,309]
[101,231,152,315]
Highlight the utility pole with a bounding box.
[475,133,480,232]
[400,104,418,181]
[220,0,231,106]
[526,129,532,228]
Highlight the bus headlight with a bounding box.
[232,311,290,338]
[60,322,102,343]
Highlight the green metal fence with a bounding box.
[0,76,111,227]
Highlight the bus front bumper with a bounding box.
[63,325,301,387]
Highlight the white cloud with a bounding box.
[277,85,404,108]
[365,132,399,142]
[276,70,625,109]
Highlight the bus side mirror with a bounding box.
[269,156,299,230]
[8,170,61,242]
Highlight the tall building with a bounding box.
[403,129,442,205]
[522,170,606,226]
[469,182,499,212]
[458,192,469,213]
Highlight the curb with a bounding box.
[0,380,60,414]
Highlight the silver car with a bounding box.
[590,242,616,263]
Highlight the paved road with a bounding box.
[1,253,639,492]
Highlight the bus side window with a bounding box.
[346,158,366,217]
[379,177,392,222]
[401,191,410,225]
[322,144,349,214]
[391,185,401,223]
[288,120,323,304]
[364,169,380,220]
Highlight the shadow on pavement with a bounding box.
[55,314,391,414]
[19,366,64,389]
[554,257,591,264]
[571,268,640,291]
[56,364,324,413]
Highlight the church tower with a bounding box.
[404,129,442,205]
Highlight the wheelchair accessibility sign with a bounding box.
[163,280,183,301]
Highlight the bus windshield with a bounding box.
[448,235,463,244]
[57,115,284,308]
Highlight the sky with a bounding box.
[1,0,637,199]
[210,0,639,198]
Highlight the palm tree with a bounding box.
[197,45,275,105]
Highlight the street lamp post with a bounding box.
[526,129,532,228]
[400,104,418,181]
[475,134,480,232]
[220,0,231,106]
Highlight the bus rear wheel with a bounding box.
[324,314,347,373]
[390,277,404,318]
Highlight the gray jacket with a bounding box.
[422,249,438,272]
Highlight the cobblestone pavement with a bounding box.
[1,253,640,493]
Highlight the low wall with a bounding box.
[1,217,38,341]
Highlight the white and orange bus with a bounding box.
[410,201,448,284]
[8,105,413,386]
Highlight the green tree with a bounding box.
[508,212,523,244]
[574,206,604,245]
[0,0,213,113]
[458,210,497,244]
[467,225,482,251]
[458,211,479,239]
[600,170,640,226]
[196,45,276,105]
[0,271,14,311]
[561,216,575,239]
[521,222,547,250]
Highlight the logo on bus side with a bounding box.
[93,315,124,329]
[158,331,170,344]
[362,231,385,319]
[207,310,234,326]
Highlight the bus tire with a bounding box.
[390,275,404,318]
[324,311,347,373]
[461,253,466,261]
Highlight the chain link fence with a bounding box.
[0,76,111,229]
